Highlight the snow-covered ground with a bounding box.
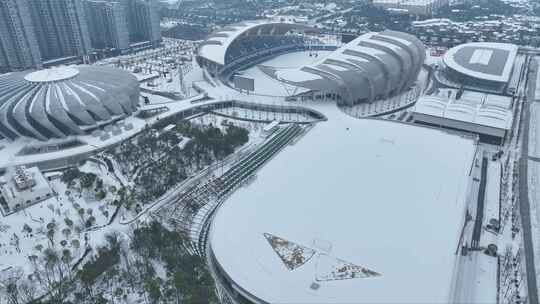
[0,110,267,302]
[211,106,315,123]
[237,51,333,97]
[455,252,498,303]
[140,58,204,100]
[0,161,122,275]
[248,51,332,69]
[527,101,540,290]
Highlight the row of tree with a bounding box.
[112,120,249,205]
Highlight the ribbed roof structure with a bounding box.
[260,30,426,105]
[198,20,318,66]
[0,66,139,141]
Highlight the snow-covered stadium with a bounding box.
[197,20,425,106]
[442,42,518,92]
[0,66,140,141]
[196,20,328,78]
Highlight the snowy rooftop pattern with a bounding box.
[260,30,426,106]
[210,116,476,303]
[198,20,317,65]
[443,42,518,83]
[24,67,79,83]
[413,95,513,130]
[0,66,140,141]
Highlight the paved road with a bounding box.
[471,157,488,249]
[520,95,540,304]
[529,156,540,162]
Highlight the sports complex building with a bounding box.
[0,65,147,172]
[442,42,519,93]
[412,89,514,143]
[197,20,426,106]
[412,42,522,143]
[208,115,480,304]
[196,20,327,78]
[0,66,140,141]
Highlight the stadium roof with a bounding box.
[210,114,476,303]
[0,66,139,141]
[443,42,518,83]
[413,94,513,130]
[260,30,425,105]
[198,20,318,65]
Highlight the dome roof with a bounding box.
[0,66,140,141]
[442,42,518,84]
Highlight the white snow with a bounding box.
[471,253,498,303]
[0,161,121,275]
[24,67,79,83]
[236,66,298,96]
[276,69,322,82]
[238,51,331,96]
[484,160,501,226]
[443,43,518,83]
[254,51,331,69]
[210,111,477,303]
[528,101,540,289]
[413,94,513,131]
[199,20,274,65]
[452,252,498,303]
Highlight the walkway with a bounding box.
[471,157,488,249]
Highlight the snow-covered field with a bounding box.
[248,51,332,69]
[237,51,332,97]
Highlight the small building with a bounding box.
[412,90,513,144]
[0,166,54,216]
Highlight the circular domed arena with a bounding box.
[0,65,140,141]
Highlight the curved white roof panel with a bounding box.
[25,67,79,83]
[0,66,140,141]
[210,117,476,303]
[443,42,518,83]
[260,30,425,105]
[198,20,317,65]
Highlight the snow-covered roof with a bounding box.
[0,65,140,141]
[24,67,79,83]
[413,94,513,130]
[210,117,476,303]
[198,20,316,65]
[443,42,518,83]
[262,30,425,105]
